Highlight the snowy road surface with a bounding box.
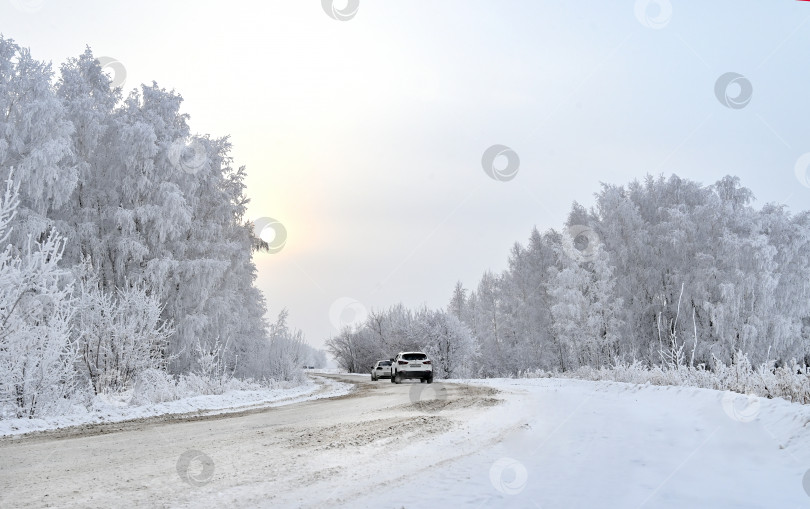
[0,374,808,508]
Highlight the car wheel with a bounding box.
[427,375,433,384]
[371,375,377,381]
[420,378,426,383]
[394,372,402,384]
[390,372,396,383]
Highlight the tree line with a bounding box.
[0,37,310,418]
[329,174,810,378]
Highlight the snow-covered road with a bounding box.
[1,374,807,508]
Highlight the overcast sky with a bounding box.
[4,0,809,350]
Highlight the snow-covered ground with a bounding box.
[0,375,353,437]
[1,374,808,508]
[359,377,810,508]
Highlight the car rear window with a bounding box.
[402,353,427,361]
[380,361,391,366]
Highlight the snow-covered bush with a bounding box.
[130,368,180,404]
[523,352,810,404]
[761,360,810,404]
[73,263,173,396]
[130,367,273,405]
[191,336,234,387]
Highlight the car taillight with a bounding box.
[423,360,431,365]
[398,360,409,365]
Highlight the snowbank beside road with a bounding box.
[0,375,353,437]
[359,376,810,508]
[458,376,810,452]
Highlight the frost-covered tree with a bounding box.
[0,37,75,245]
[326,305,477,378]
[468,271,505,376]
[591,174,807,366]
[548,243,624,371]
[53,47,269,378]
[0,37,304,419]
[448,281,466,320]
[497,228,560,373]
[326,328,363,373]
[417,308,477,378]
[264,309,306,381]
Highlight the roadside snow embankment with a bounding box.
[0,375,353,437]
[369,376,810,508]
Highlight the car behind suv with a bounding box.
[371,360,392,381]
[390,351,433,384]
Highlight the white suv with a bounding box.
[371,360,392,381]
[390,352,433,384]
